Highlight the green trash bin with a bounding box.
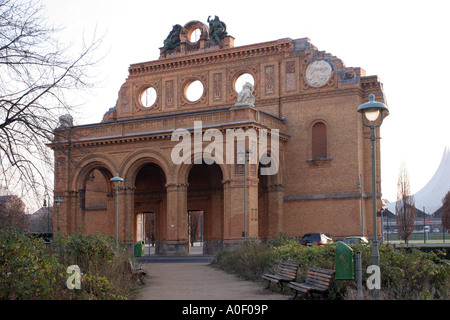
[134,241,145,258]
[335,241,354,280]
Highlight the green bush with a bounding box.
[0,227,141,300]
[51,231,117,273]
[212,234,450,300]
[213,240,277,281]
[0,227,67,299]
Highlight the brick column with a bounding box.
[162,183,189,256]
[267,184,284,237]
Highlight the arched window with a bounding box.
[312,122,327,159]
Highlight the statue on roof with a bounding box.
[207,16,228,48]
[235,82,255,107]
[161,24,182,54]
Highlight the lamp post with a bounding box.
[110,173,124,250]
[54,197,63,233]
[357,173,364,237]
[43,196,50,233]
[357,93,388,299]
[238,148,252,240]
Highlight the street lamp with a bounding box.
[357,173,364,237]
[54,197,63,233]
[238,148,252,240]
[358,93,389,299]
[110,173,124,250]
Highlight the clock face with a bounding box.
[305,60,332,88]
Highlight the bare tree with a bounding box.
[442,190,450,231]
[395,163,415,245]
[0,195,26,229]
[0,0,102,206]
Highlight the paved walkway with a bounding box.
[135,262,289,300]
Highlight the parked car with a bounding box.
[343,236,369,244]
[25,232,53,244]
[300,233,333,246]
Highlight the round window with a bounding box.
[185,80,204,102]
[234,73,255,93]
[140,87,157,108]
[189,28,202,42]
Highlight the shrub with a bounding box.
[0,227,67,299]
[0,227,141,300]
[212,234,450,300]
[50,231,117,273]
[213,239,277,281]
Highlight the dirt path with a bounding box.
[136,263,289,300]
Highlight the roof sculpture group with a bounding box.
[161,16,230,55]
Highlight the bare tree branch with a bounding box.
[0,0,104,209]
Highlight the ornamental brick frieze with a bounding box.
[53,106,287,148]
[165,182,189,191]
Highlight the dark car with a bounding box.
[300,233,333,246]
[25,232,53,244]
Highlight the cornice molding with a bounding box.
[129,39,293,76]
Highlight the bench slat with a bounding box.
[305,278,331,288]
[310,267,335,275]
[308,271,333,279]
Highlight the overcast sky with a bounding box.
[43,0,450,205]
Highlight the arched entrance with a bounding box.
[134,163,166,255]
[187,161,223,255]
[81,167,114,235]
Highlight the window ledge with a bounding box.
[307,157,333,167]
[306,157,333,163]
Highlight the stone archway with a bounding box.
[134,163,167,255]
[187,161,224,255]
[78,165,114,235]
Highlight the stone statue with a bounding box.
[58,114,73,128]
[161,24,182,54]
[207,16,228,48]
[235,82,255,107]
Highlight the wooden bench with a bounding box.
[288,267,335,300]
[261,261,300,292]
[129,260,146,285]
[288,267,334,300]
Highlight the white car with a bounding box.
[343,236,369,244]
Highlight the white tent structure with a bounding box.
[385,146,450,215]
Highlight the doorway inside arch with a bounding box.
[187,161,223,255]
[188,210,203,255]
[134,163,166,255]
[136,212,156,255]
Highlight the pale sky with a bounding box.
[43,0,450,204]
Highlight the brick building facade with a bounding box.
[50,19,386,255]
